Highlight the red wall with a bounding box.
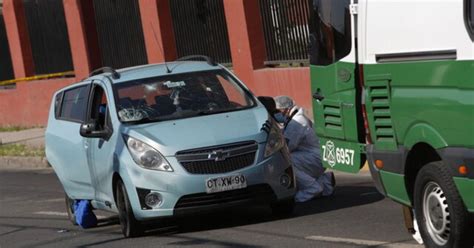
[0,78,75,126]
[0,68,312,127]
[0,0,313,127]
[253,67,312,116]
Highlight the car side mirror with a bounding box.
[79,122,109,139]
[258,96,278,115]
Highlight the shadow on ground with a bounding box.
[141,184,384,236]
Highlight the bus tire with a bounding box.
[413,161,474,248]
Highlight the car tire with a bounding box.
[116,180,143,238]
[413,161,474,248]
[271,199,295,217]
[65,194,77,225]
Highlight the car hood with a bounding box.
[123,107,270,156]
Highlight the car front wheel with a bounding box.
[65,194,77,225]
[116,180,143,238]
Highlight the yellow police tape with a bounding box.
[0,71,75,87]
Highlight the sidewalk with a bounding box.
[0,128,48,169]
[0,128,45,148]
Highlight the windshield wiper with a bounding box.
[195,110,215,116]
[122,116,158,125]
[195,108,238,116]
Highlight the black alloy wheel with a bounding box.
[116,180,143,238]
[65,194,77,225]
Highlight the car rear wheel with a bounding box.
[413,161,474,248]
[271,199,295,217]
[65,194,77,225]
[116,180,143,238]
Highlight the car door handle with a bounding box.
[313,90,325,101]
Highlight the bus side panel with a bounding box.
[364,60,474,150]
[363,60,474,208]
[454,177,474,213]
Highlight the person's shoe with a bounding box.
[321,172,336,197]
[329,172,336,196]
[330,171,336,188]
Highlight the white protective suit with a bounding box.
[284,106,334,202]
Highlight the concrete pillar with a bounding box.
[3,0,34,78]
[139,0,177,63]
[63,0,101,79]
[223,0,266,90]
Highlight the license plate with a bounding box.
[205,174,247,194]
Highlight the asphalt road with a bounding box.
[0,168,422,248]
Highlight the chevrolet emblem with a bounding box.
[208,150,230,162]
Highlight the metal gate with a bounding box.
[23,0,73,75]
[259,0,310,65]
[0,13,14,81]
[170,0,232,64]
[93,0,148,69]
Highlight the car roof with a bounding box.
[86,61,222,84]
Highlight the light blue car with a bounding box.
[45,57,296,237]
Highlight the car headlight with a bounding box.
[264,120,285,158]
[124,136,173,172]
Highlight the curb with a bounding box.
[0,156,50,169]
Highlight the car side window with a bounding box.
[59,85,89,122]
[89,85,110,131]
[54,92,63,119]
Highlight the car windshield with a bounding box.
[113,69,256,124]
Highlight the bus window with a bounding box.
[308,0,352,66]
[470,0,474,33]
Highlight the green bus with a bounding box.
[309,0,474,247]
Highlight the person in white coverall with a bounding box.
[274,95,335,202]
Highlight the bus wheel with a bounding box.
[413,161,474,248]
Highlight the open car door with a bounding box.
[309,0,366,173]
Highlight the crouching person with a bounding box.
[274,95,335,202]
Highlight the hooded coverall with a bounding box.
[284,106,334,202]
